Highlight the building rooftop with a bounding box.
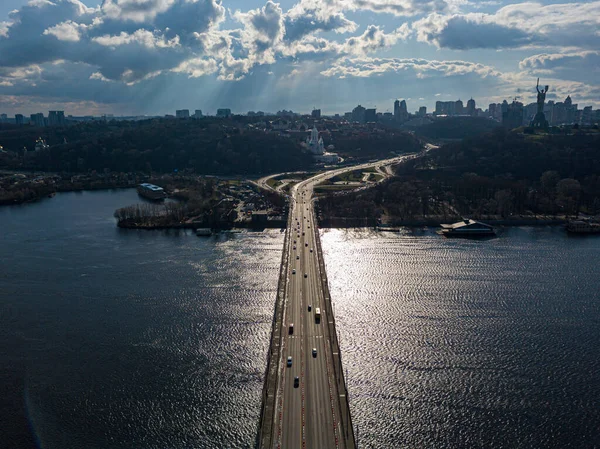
[139,183,164,192]
[440,218,493,229]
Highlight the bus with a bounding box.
[314,308,321,322]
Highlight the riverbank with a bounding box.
[317,215,569,228]
[0,171,147,205]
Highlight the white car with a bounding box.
[292,269,296,274]
[310,248,313,253]
[287,356,292,367]
[312,348,317,357]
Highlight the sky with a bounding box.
[0,0,598,116]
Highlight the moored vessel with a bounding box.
[566,220,600,234]
[439,218,495,237]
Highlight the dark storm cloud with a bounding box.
[0,0,223,82]
[428,16,535,50]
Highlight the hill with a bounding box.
[0,118,313,175]
[413,116,501,141]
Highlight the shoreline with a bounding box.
[115,218,573,231]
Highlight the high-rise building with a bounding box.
[216,108,231,118]
[193,109,203,118]
[418,106,427,117]
[502,100,524,129]
[15,114,24,125]
[455,100,464,115]
[0,113,7,123]
[30,113,45,127]
[352,105,366,123]
[394,99,408,122]
[466,98,476,116]
[436,100,470,116]
[311,109,321,119]
[176,109,190,118]
[581,106,593,126]
[48,110,65,126]
[365,108,377,123]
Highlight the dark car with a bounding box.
[294,376,299,388]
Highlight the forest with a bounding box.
[318,128,600,222]
[412,116,501,140]
[0,118,314,175]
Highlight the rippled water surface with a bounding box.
[321,227,600,448]
[0,190,283,449]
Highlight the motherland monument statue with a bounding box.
[530,78,549,128]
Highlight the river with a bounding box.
[0,189,283,449]
[321,227,600,448]
[1,190,599,448]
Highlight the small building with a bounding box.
[440,219,495,237]
[137,183,167,200]
[252,210,269,226]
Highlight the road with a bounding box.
[274,174,345,449]
[266,151,434,449]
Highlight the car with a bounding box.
[294,240,296,244]
[292,269,296,274]
[302,232,305,236]
[305,243,308,247]
[308,304,311,311]
[310,248,313,253]
[293,246,296,250]
[289,323,294,334]
[294,376,299,388]
[287,356,292,367]
[312,348,317,357]
[304,273,308,278]
[296,255,300,260]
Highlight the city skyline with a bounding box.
[0,0,599,116]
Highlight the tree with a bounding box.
[540,171,560,193]
[556,178,581,216]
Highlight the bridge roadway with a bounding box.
[279,176,339,448]
[259,154,427,449]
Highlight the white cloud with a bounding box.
[43,20,86,41]
[344,0,449,16]
[343,24,410,55]
[0,21,10,38]
[172,57,218,77]
[101,0,176,23]
[284,0,358,41]
[233,0,285,63]
[519,51,600,85]
[321,56,501,79]
[92,29,180,48]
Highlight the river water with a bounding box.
[1,190,599,448]
[0,189,283,449]
[321,227,600,449]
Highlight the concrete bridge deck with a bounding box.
[257,175,356,449]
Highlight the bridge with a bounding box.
[256,155,418,449]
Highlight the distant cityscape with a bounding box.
[1,95,599,128]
